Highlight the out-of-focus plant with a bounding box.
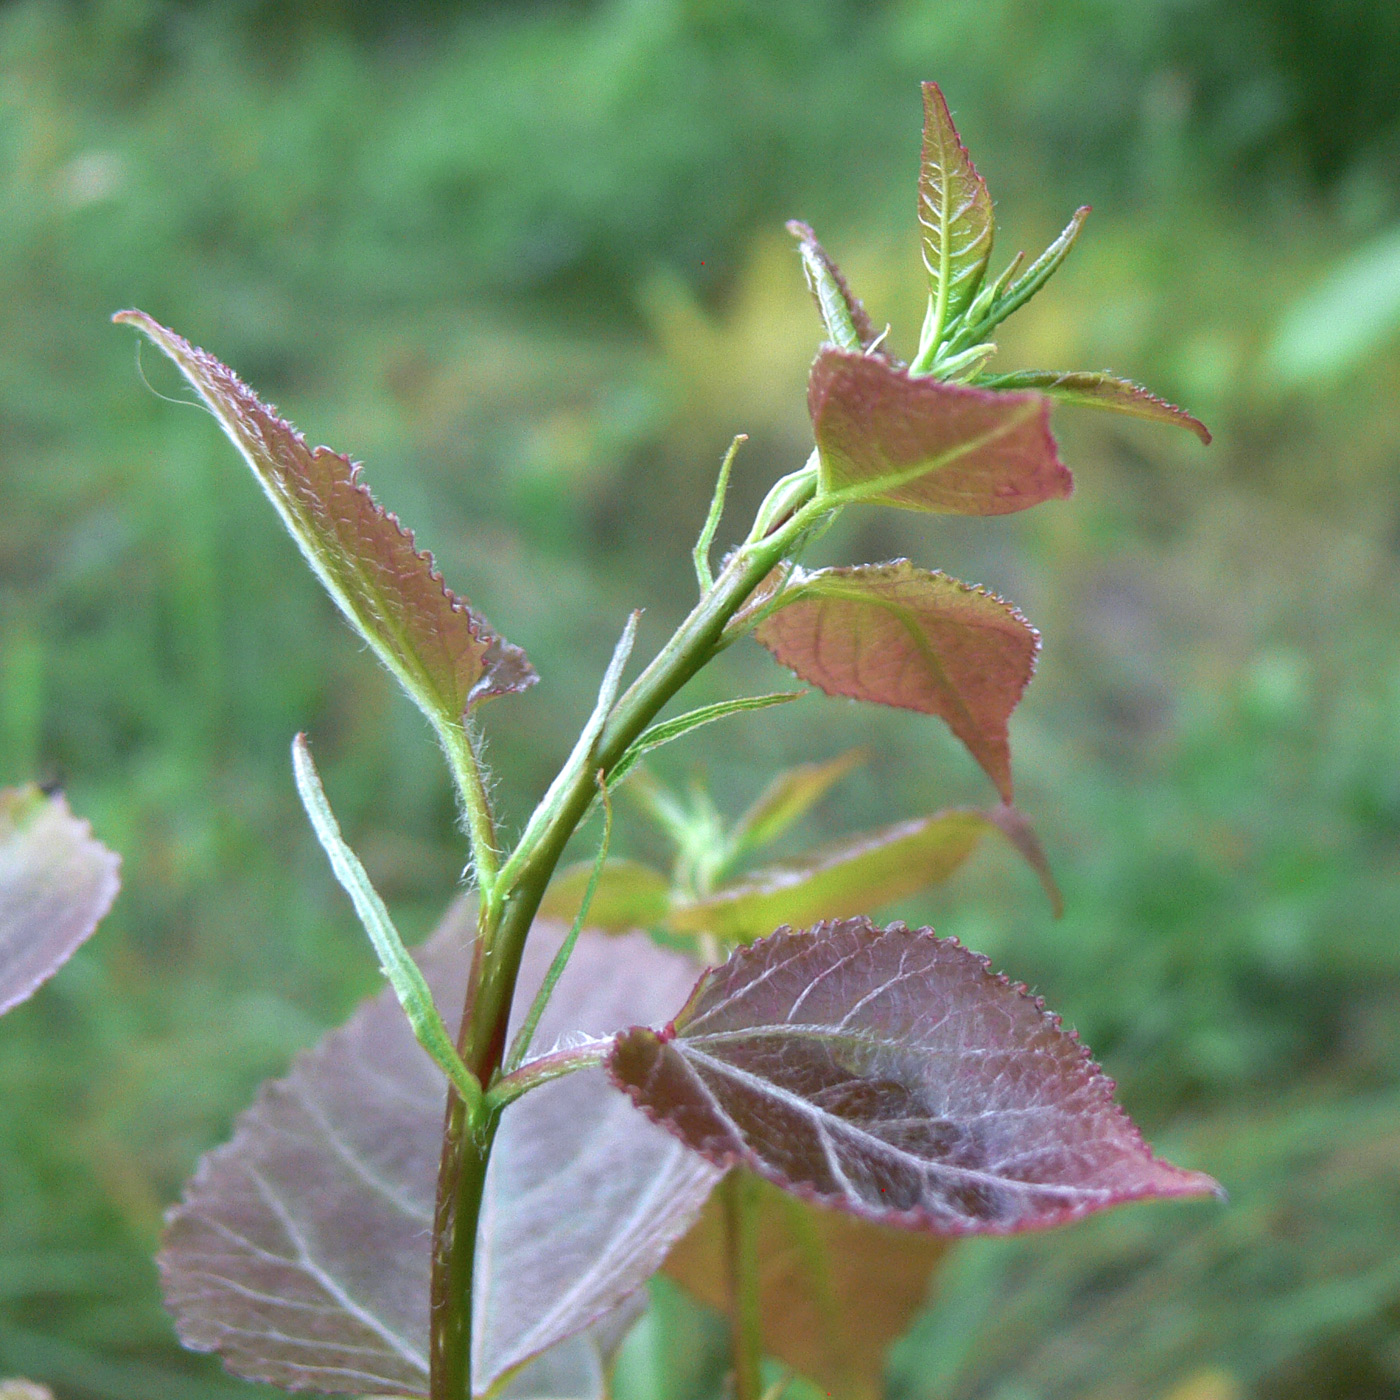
[114,84,1217,1400]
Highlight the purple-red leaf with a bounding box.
[809,349,1072,515]
[664,1173,948,1399]
[669,810,991,943]
[0,785,119,1016]
[114,311,535,723]
[786,221,882,354]
[159,908,716,1395]
[755,560,1038,801]
[978,370,1211,444]
[610,919,1221,1236]
[918,83,995,332]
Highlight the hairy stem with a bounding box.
[427,470,823,1400]
[724,1172,764,1400]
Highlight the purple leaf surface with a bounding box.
[809,349,1072,515]
[611,919,1220,1236]
[755,560,1039,801]
[114,311,535,721]
[0,785,120,1016]
[159,907,717,1395]
[978,370,1211,444]
[918,83,995,330]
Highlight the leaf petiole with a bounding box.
[291,735,483,1119]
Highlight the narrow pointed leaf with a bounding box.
[539,859,671,932]
[917,83,995,335]
[0,785,120,1015]
[809,348,1071,515]
[158,906,717,1396]
[977,370,1211,444]
[609,692,805,790]
[786,221,881,353]
[728,749,867,860]
[981,207,1090,333]
[669,810,990,943]
[611,918,1221,1235]
[114,311,535,724]
[665,1174,948,1400]
[755,560,1039,801]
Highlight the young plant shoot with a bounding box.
[117,83,1219,1400]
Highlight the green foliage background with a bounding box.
[3,2,1400,1398]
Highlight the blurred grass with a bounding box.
[2,2,1400,1398]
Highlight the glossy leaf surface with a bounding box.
[669,811,990,943]
[0,785,119,1016]
[114,311,535,724]
[809,349,1071,515]
[917,83,994,333]
[755,560,1039,801]
[159,908,717,1395]
[786,221,880,353]
[727,749,867,860]
[665,1174,947,1400]
[978,370,1211,444]
[611,919,1221,1235]
[538,859,671,933]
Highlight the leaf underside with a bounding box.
[786,220,882,353]
[755,560,1039,802]
[159,906,717,1396]
[114,311,535,723]
[668,810,991,943]
[809,348,1072,515]
[978,370,1211,444]
[664,1173,948,1400]
[611,919,1221,1236]
[0,785,120,1016]
[918,83,995,331]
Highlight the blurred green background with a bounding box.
[3,1,1400,1397]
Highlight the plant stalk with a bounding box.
[427,474,823,1400]
[724,1172,765,1400]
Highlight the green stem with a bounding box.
[724,1173,764,1400]
[441,719,499,906]
[427,471,824,1400]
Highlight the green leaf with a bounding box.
[291,736,480,1113]
[977,206,1090,336]
[538,858,672,933]
[786,221,881,353]
[809,349,1071,516]
[0,785,120,1015]
[754,561,1040,802]
[609,691,806,789]
[917,83,995,342]
[727,749,867,861]
[977,370,1211,444]
[114,311,536,729]
[667,809,991,942]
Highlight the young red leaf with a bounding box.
[754,560,1038,801]
[727,749,868,861]
[810,348,1072,515]
[610,919,1221,1236]
[786,221,882,354]
[668,810,991,943]
[978,370,1212,444]
[0,785,119,1016]
[664,1173,948,1399]
[159,907,717,1396]
[113,311,535,725]
[918,83,995,336]
[538,858,671,932]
